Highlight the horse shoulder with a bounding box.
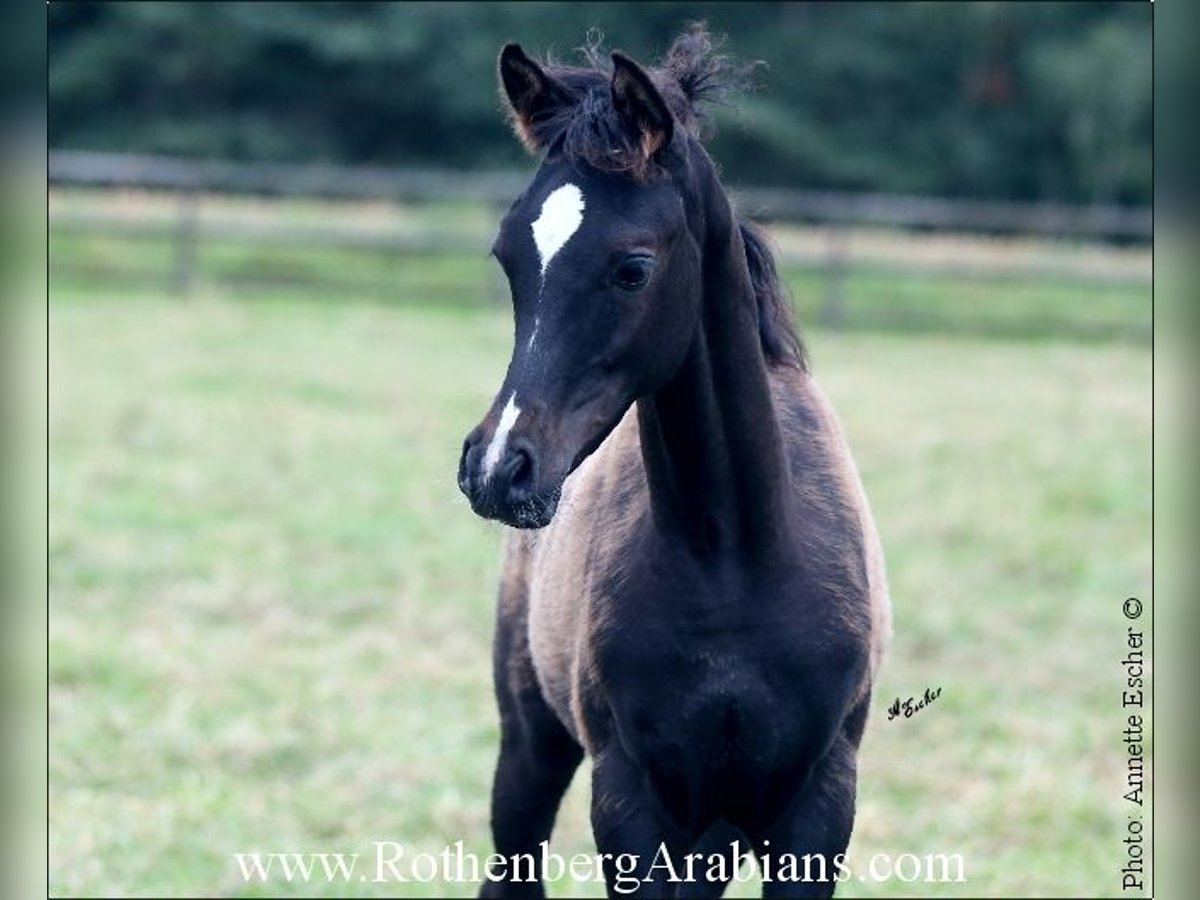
[770,367,892,685]
[524,408,648,750]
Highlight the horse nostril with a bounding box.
[506,446,535,499]
[458,436,476,494]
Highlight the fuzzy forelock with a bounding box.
[524,24,755,179]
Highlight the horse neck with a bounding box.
[636,175,791,559]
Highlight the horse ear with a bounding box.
[610,51,674,160]
[498,43,574,153]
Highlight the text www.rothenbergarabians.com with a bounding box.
[233,841,966,892]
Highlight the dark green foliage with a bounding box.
[48,1,1150,203]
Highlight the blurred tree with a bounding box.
[48,1,1151,203]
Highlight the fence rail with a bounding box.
[50,150,1152,239]
[49,151,1151,339]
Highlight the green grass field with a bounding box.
[49,281,1151,897]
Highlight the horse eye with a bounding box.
[612,254,655,291]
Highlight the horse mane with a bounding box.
[523,24,807,371]
[738,218,808,371]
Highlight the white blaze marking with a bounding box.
[482,393,521,481]
[531,183,585,280]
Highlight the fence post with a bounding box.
[820,225,849,327]
[171,189,200,297]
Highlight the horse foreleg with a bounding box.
[590,747,692,899]
[481,592,583,898]
[754,737,858,899]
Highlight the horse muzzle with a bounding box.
[458,425,561,529]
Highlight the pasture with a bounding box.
[50,250,1150,895]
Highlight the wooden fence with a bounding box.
[49,151,1151,330]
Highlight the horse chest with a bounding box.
[593,586,839,774]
